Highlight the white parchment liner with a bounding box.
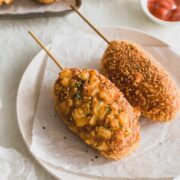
[30,31,180,178]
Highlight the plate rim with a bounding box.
[16,26,178,180]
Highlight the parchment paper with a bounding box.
[30,32,180,178]
[0,0,79,17]
[0,146,37,180]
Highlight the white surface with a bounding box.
[0,146,37,180]
[174,176,180,180]
[0,0,180,179]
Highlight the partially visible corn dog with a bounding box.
[0,0,58,6]
[35,0,57,4]
[0,0,13,6]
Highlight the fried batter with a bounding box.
[101,41,180,122]
[54,68,140,160]
[35,0,57,4]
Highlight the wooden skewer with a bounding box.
[28,31,64,71]
[70,5,110,45]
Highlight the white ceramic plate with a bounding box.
[16,27,180,180]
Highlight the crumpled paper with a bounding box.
[0,0,77,17]
[0,146,37,180]
[30,31,180,178]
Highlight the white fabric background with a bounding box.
[0,0,179,179]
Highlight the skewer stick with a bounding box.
[28,31,64,71]
[70,5,110,45]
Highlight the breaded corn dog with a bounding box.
[35,0,56,4]
[54,68,140,160]
[101,41,180,122]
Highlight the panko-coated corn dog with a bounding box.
[101,41,180,122]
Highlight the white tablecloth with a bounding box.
[0,0,179,179]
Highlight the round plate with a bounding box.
[16,27,180,180]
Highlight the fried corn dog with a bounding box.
[54,68,140,160]
[101,41,180,122]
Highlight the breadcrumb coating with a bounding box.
[101,41,180,122]
[54,68,140,160]
[35,0,57,4]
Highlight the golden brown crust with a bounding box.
[101,41,180,122]
[54,68,140,160]
[0,0,56,5]
[0,0,13,5]
[101,140,139,160]
[35,0,56,4]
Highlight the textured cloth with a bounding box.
[0,147,37,180]
[0,0,179,179]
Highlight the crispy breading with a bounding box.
[35,0,57,4]
[54,68,140,160]
[101,41,180,122]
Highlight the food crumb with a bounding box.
[42,126,46,130]
[91,159,94,161]
[95,155,98,159]
[86,150,88,153]
[64,137,67,139]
